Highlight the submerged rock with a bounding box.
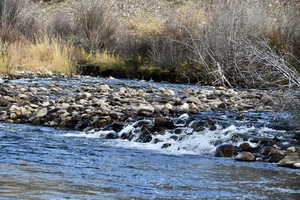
[162,143,172,149]
[105,131,119,139]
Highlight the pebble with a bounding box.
[35,108,48,118]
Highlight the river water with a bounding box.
[0,77,300,199]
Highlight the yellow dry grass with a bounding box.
[77,50,125,70]
[0,36,75,75]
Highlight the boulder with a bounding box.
[267,151,285,163]
[154,117,175,129]
[278,153,300,168]
[215,144,237,157]
[260,146,277,156]
[235,152,256,161]
[239,143,253,152]
[286,146,297,153]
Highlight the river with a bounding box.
[0,77,300,199]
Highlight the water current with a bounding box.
[0,77,299,199]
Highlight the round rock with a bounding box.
[235,151,256,161]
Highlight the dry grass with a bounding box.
[0,37,75,74]
[77,50,125,70]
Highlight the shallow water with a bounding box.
[0,122,299,200]
[1,77,300,199]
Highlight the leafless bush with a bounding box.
[73,0,118,52]
[0,0,39,42]
[0,0,23,28]
[176,0,300,88]
[47,11,73,40]
[245,39,300,88]
[0,0,24,42]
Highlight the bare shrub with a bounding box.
[47,11,73,39]
[73,0,118,52]
[0,0,25,43]
[176,0,300,88]
[148,2,206,70]
[0,0,23,28]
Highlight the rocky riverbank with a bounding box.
[0,75,299,169]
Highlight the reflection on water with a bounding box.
[0,122,300,200]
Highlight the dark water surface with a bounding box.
[0,122,299,200]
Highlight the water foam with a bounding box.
[61,120,286,155]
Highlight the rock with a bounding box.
[41,101,50,107]
[81,92,92,98]
[287,146,297,153]
[261,93,274,105]
[174,128,185,135]
[60,103,70,109]
[135,104,154,116]
[260,146,277,156]
[19,94,28,99]
[164,103,173,110]
[235,152,256,161]
[178,103,190,111]
[239,143,253,152]
[0,111,7,120]
[162,143,172,149]
[170,135,179,141]
[104,131,118,139]
[9,105,19,112]
[135,130,152,143]
[178,113,189,120]
[294,163,300,168]
[154,117,175,129]
[135,120,152,128]
[188,120,206,132]
[35,108,48,118]
[184,96,201,105]
[163,89,175,96]
[110,122,123,132]
[278,153,300,168]
[215,144,237,157]
[99,84,111,92]
[153,104,165,112]
[267,151,285,163]
[79,99,88,105]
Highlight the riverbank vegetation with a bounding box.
[0,0,300,88]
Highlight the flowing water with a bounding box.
[0,77,300,200]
